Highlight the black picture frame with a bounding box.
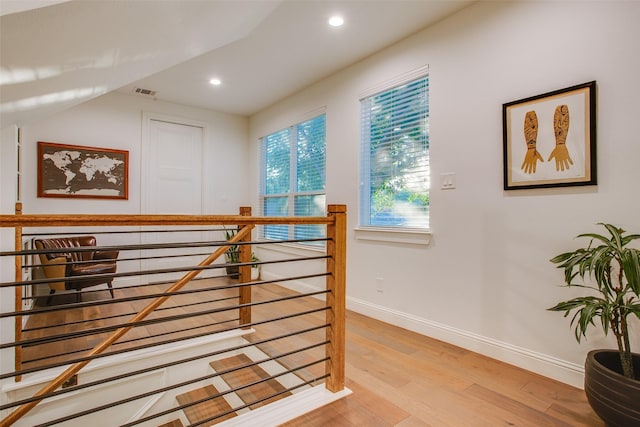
[502,81,596,190]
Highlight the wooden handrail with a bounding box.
[0,214,331,228]
[1,225,253,426]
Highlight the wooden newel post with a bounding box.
[14,202,23,382]
[238,206,252,327]
[326,204,346,392]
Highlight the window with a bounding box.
[259,114,326,246]
[360,72,429,230]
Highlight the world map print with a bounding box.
[38,142,128,199]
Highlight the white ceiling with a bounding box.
[0,0,473,127]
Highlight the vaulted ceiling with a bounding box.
[0,0,473,128]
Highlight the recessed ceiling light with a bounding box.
[328,15,344,27]
[209,78,222,86]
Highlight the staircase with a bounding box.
[160,348,308,427]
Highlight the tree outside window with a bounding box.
[260,114,326,245]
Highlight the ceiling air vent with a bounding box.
[133,87,157,97]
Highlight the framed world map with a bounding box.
[37,141,129,199]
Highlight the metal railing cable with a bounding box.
[1,236,329,258]
[21,292,240,334]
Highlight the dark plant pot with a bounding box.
[225,265,239,279]
[584,349,640,427]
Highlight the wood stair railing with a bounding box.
[0,205,347,426]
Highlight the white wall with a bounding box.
[249,0,640,387]
[19,91,250,215]
[0,125,18,384]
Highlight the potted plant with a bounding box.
[549,223,640,426]
[250,252,261,281]
[224,227,260,280]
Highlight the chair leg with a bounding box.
[47,289,55,305]
[76,290,81,303]
[107,281,114,299]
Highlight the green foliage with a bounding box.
[224,227,240,264]
[408,192,429,206]
[264,115,326,196]
[372,184,395,214]
[296,115,326,192]
[264,129,291,195]
[549,223,640,379]
[224,227,259,267]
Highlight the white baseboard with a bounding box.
[264,271,585,389]
[260,271,325,298]
[346,296,585,389]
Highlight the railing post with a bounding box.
[14,202,23,382]
[325,204,346,392]
[238,206,252,327]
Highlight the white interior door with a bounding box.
[142,116,206,279]
[145,118,204,215]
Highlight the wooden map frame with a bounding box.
[37,141,129,200]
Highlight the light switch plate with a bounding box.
[440,173,456,190]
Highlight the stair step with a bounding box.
[176,384,236,427]
[210,353,292,410]
[158,419,184,427]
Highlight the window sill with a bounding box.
[255,240,326,256]
[353,227,431,246]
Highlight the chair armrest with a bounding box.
[94,250,119,261]
[40,256,67,291]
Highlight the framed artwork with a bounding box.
[503,81,596,190]
[37,141,129,199]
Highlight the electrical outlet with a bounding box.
[376,278,384,293]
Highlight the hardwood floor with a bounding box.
[284,310,603,427]
[19,280,602,426]
[20,280,240,371]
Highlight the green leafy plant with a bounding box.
[224,227,259,268]
[549,223,640,379]
[224,227,240,264]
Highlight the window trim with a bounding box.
[354,226,431,246]
[359,65,429,101]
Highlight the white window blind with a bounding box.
[260,114,326,246]
[360,73,429,229]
